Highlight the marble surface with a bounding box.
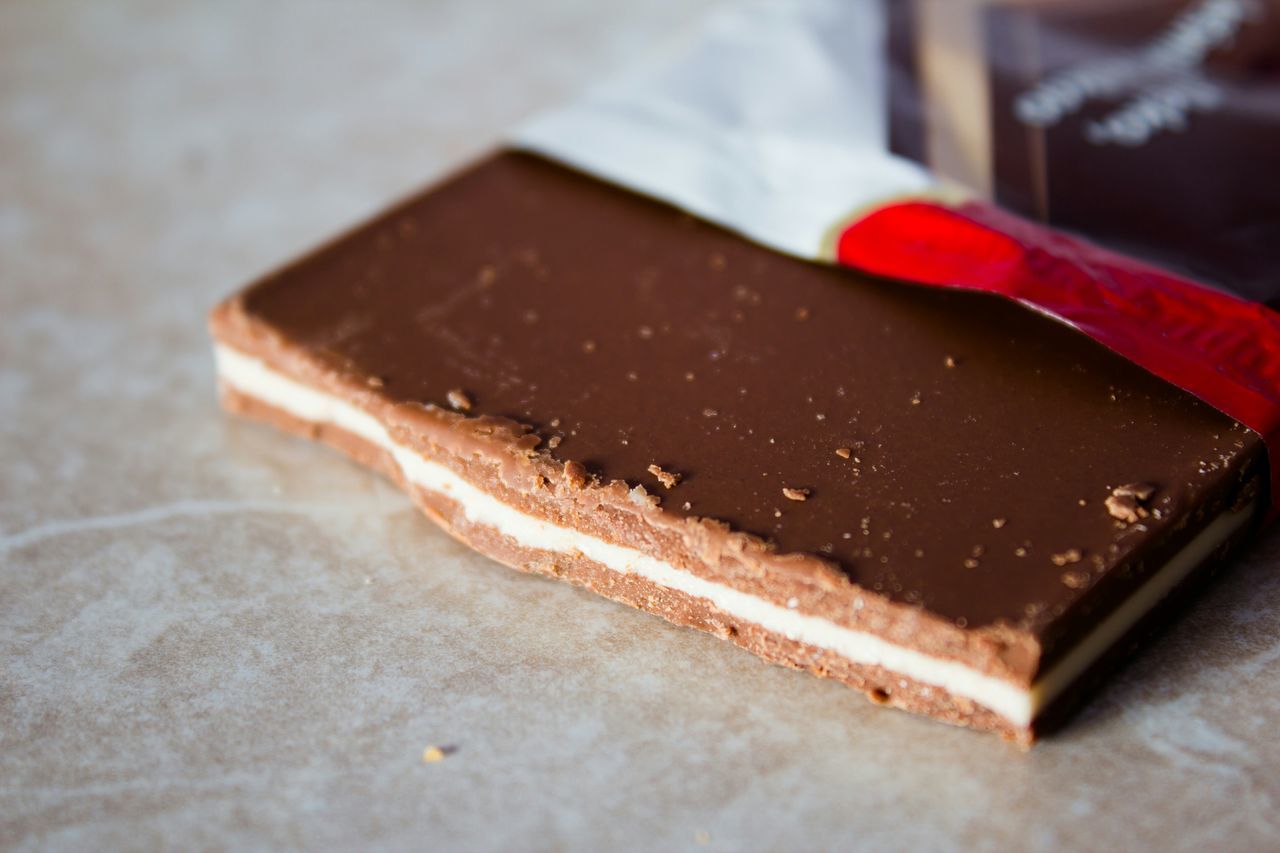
[4,2,1280,850]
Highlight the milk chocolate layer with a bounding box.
[213,151,1263,731]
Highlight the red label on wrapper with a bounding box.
[835,200,1280,519]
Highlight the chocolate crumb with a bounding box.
[944,355,957,368]
[794,306,810,321]
[1014,546,1028,557]
[581,339,597,354]
[992,518,1007,529]
[1077,498,1088,507]
[638,325,654,339]
[684,371,696,382]
[782,487,809,502]
[1105,482,1158,524]
[446,388,472,412]
[682,501,692,511]
[647,464,681,489]
[1051,548,1083,566]
[547,435,562,450]
[1060,570,1089,589]
[910,391,922,406]
[549,418,561,428]
[963,558,980,569]
[365,375,385,389]
[563,460,589,489]
[835,447,852,459]
[702,408,718,418]
[1105,495,1141,523]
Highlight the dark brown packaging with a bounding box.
[888,0,1280,304]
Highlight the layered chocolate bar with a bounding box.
[210,152,1264,743]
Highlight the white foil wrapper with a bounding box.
[513,0,932,261]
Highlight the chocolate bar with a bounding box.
[210,152,1264,743]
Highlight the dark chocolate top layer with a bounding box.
[238,152,1261,631]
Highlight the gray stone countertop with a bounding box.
[4,2,1278,850]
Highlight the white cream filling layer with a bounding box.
[214,344,1254,729]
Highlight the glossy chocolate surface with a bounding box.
[238,152,1261,631]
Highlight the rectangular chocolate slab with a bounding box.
[210,151,1264,743]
